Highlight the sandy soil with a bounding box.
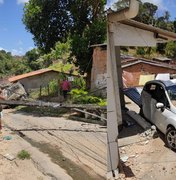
[1,101,176,180]
[118,101,176,180]
[1,108,106,180]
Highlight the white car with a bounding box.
[141,80,176,150]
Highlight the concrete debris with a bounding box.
[151,125,156,131]
[3,82,27,100]
[120,155,129,163]
[129,154,136,158]
[140,126,158,139]
[121,150,126,154]
[3,153,15,161]
[140,140,149,145]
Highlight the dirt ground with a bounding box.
[1,101,176,180]
[118,101,176,180]
[1,108,106,180]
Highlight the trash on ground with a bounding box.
[3,135,12,140]
[3,153,16,161]
[120,155,129,163]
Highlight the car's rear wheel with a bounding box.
[166,127,176,150]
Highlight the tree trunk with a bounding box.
[86,69,92,90]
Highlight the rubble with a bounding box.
[3,82,27,100]
[140,125,158,139]
[120,155,129,163]
[3,153,15,161]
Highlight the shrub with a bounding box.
[136,47,145,56]
[17,150,31,160]
[69,88,106,105]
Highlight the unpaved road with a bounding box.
[2,102,176,180]
[118,101,176,180]
[1,108,106,180]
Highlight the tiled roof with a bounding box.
[122,59,176,70]
[9,69,59,82]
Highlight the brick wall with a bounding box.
[91,46,107,95]
[91,46,176,92]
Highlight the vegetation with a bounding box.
[23,0,106,87]
[69,88,106,106]
[17,150,31,160]
[1,1,176,85]
[0,50,31,78]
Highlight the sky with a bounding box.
[0,0,33,56]
[107,0,176,19]
[0,0,176,56]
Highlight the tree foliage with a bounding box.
[165,41,176,58]
[23,0,106,80]
[23,0,71,53]
[0,50,30,77]
[134,1,158,25]
[25,48,40,70]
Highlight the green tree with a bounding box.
[23,0,106,87]
[25,48,40,70]
[0,50,30,77]
[165,41,176,58]
[23,0,71,53]
[134,1,158,25]
[69,0,106,87]
[112,0,130,12]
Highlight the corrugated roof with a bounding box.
[9,69,59,82]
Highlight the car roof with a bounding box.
[145,80,175,88]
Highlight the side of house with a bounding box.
[91,45,176,95]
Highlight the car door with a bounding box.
[142,83,157,121]
[153,106,172,133]
[141,90,152,120]
[142,83,169,133]
[149,84,170,133]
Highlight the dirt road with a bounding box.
[118,102,176,180]
[2,102,176,180]
[1,109,106,180]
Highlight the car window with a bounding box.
[166,85,176,107]
[145,83,169,108]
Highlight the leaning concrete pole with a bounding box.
[107,0,139,178]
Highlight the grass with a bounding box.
[17,150,31,160]
[16,106,69,117]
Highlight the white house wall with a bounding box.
[18,72,60,92]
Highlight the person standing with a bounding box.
[0,89,5,133]
[61,78,71,100]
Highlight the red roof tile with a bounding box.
[9,69,58,82]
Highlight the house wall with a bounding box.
[91,46,176,92]
[91,46,107,96]
[18,71,60,92]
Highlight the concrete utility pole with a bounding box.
[107,0,139,179]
